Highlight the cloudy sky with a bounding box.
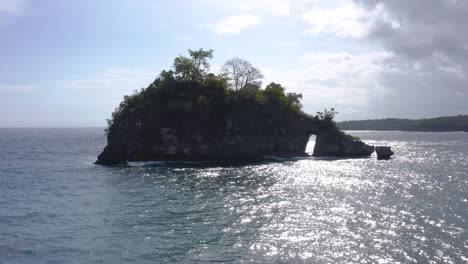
[1,0,467,127]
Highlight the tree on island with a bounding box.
[106,49,312,135]
[173,48,214,82]
[221,58,264,91]
[316,108,338,122]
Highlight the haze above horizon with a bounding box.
[1,0,467,127]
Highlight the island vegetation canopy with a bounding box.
[106,48,336,136]
[96,49,373,165]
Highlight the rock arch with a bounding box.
[96,113,374,165]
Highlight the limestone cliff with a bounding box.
[95,80,374,165]
[313,128,375,157]
[96,97,319,164]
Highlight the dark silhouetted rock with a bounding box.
[375,146,394,160]
[96,109,375,164]
[95,72,375,164]
[313,129,374,157]
[96,108,318,164]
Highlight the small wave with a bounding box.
[127,161,168,167]
[263,156,310,161]
[127,160,241,168]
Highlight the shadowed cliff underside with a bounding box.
[95,101,374,165]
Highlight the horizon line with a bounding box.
[0,126,106,129]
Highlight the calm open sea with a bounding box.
[0,128,467,263]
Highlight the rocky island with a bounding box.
[96,49,374,165]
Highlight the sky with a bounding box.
[1,0,467,127]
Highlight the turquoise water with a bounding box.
[0,128,467,263]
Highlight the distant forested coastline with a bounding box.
[337,115,468,132]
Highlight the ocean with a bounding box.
[0,128,467,263]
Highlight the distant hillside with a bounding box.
[337,115,468,132]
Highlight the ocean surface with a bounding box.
[0,128,467,264]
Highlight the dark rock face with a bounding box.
[313,130,375,157]
[96,112,317,164]
[96,111,375,165]
[375,146,394,160]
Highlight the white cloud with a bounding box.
[300,1,400,39]
[204,14,261,35]
[261,51,392,119]
[350,0,468,117]
[301,1,370,38]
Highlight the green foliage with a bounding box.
[189,49,213,73]
[173,56,196,81]
[286,92,303,112]
[106,90,143,136]
[316,108,338,122]
[205,73,229,89]
[173,48,213,82]
[106,49,308,138]
[221,58,264,91]
[159,70,175,81]
[263,82,288,109]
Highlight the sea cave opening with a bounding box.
[306,134,317,155]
